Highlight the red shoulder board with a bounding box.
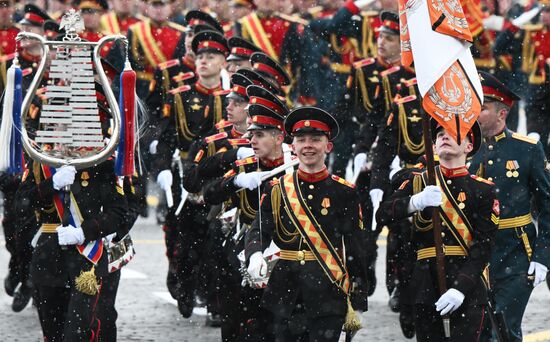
[213,89,231,96]
[398,179,410,190]
[235,156,258,167]
[492,199,500,216]
[228,138,250,146]
[223,169,237,178]
[331,175,356,188]
[215,119,233,130]
[22,68,33,77]
[353,58,375,69]
[380,66,401,77]
[394,95,417,104]
[158,59,180,71]
[470,174,494,185]
[204,132,228,144]
[172,71,195,82]
[169,85,191,95]
[194,149,205,163]
[403,78,417,87]
[0,52,16,63]
[386,112,394,126]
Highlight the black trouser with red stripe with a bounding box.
[414,303,486,342]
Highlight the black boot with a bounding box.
[177,294,194,318]
[399,305,415,339]
[388,287,400,312]
[12,284,33,312]
[4,273,18,297]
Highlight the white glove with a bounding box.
[354,0,376,9]
[483,14,505,31]
[528,261,548,287]
[409,185,443,212]
[237,147,255,160]
[247,251,268,280]
[234,171,270,190]
[435,288,465,315]
[157,170,173,192]
[354,153,368,174]
[56,225,85,245]
[53,165,77,190]
[149,140,159,155]
[369,188,384,206]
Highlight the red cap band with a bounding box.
[198,41,228,53]
[25,13,46,25]
[251,115,283,129]
[231,47,254,56]
[382,20,399,32]
[249,96,284,114]
[482,85,514,107]
[253,62,284,85]
[293,120,330,134]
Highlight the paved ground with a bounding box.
[1,213,549,341]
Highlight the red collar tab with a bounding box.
[261,156,284,168]
[297,167,329,182]
[195,81,221,95]
[440,165,469,178]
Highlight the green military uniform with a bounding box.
[469,72,550,341]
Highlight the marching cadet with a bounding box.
[233,0,302,90]
[245,107,368,341]
[15,158,128,341]
[126,0,187,98]
[491,0,550,157]
[100,0,140,35]
[469,72,550,341]
[377,120,498,341]
[203,103,289,341]
[147,29,229,318]
[226,36,262,76]
[1,0,24,297]
[368,89,423,338]
[75,0,109,45]
[1,3,51,312]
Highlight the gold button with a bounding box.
[307,194,313,200]
[488,145,493,150]
[488,177,493,182]
[446,180,452,185]
[441,232,445,238]
[488,160,493,165]
[309,185,314,189]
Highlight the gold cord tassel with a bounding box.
[343,296,362,332]
[75,266,99,295]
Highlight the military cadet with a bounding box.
[229,0,255,24]
[100,0,140,35]
[377,119,498,341]
[75,0,109,45]
[245,107,368,341]
[126,0,187,98]
[367,88,422,338]
[1,0,23,297]
[226,36,262,76]
[469,72,550,341]
[1,3,51,312]
[147,29,229,318]
[203,103,290,341]
[15,157,128,341]
[233,0,302,91]
[491,1,550,156]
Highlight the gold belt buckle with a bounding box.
[297,250,306,265]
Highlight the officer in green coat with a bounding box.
[469,71,550,341]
